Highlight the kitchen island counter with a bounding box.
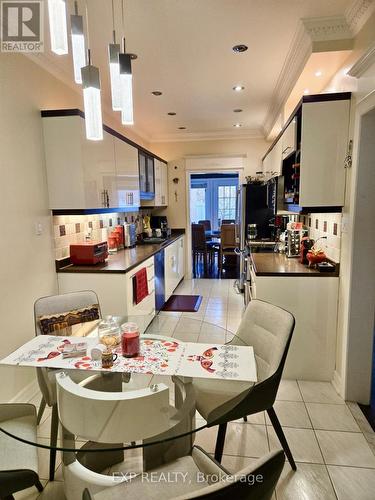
[57,230,185,274]
[251,252,339,277]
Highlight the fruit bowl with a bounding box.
[306,250,326,267]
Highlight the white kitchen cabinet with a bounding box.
[113,137,140,209]
[299,99,350,207]
[165,236,185,300]
[145,159,168,207]
[281,118,297,159]
[42,112,142,210]
[262,136,282,175]
[57,256,156,327]
[251,273,338,381]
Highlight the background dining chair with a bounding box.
[218,223,237,273]
[192,223,210,276]
[34,290,102,481]
[56,372,195,499]
[198,220,211,232]
[81,449,285,500]
[192,299,297,469]
[221,219,235,224]
[0,403,44,498]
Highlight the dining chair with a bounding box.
[81,449,285,499]
[192,299,297,469]
[198,220,211,232]
[192,224,210,275]
[218,224,237,273]
[56,372,196,499]
[34,290,102,481]
[221,219,235,224]
[0,403,44,498]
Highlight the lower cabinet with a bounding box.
[57,256,155,327]
[165,236,185,301]
[252,274,339,381]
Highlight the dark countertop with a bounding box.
[251,252,339,277]
[57,230,185,274]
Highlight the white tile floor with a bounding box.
[20,278,375,499]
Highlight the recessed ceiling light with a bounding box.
[315,70,322,77]
[178,126,186,130]
[233,123,242,128]
[151,91,162,96]
[232,44,248,53]
[303,89,310,95]
[233,85,245,92]
[233,109,243,113]
[167,112,176,116]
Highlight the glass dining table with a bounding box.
[0,313,256,476]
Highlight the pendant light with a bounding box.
[47,0,68,55]
[109,0,121,110]
[70,1,86,84]
[119,48,134,125]
[81,3,103,141]
[119,0,134,125]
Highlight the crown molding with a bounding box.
[149,128,264,143]
[348,41,375,76]
[25,53,151,145]
[262,14,356,138]
[346,0,375,36]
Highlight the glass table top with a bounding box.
[0,313,252,459]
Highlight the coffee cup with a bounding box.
[101,350,118,369]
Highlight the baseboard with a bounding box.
[332,370,344,398]
[10,379,39,404]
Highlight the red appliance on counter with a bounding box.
[70,241,108,265]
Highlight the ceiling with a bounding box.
[34,0,355,143]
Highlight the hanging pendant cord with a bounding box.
[85,0,90,61]
[122,0,126,52]
[112,0,116,43]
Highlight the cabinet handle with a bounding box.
[282,146,291,155]
[106,190,110,208]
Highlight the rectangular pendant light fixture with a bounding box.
[119,53,134,125]
[109,43,122,110]
[81,64,103,141]
[71,14,86,84]
[48,0,68,55]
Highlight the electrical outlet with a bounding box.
[35,222,43,236]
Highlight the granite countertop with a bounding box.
[57,230,185,274]
[251,252,339,277]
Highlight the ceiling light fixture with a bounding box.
[178,127,186,130]
[233,123,242,128]
[48,0,68,55]
[232,44,248,53]
[168,112,176,116]
[233,85,245,92]
[119,0,134,125]
[152,91,162,96]
[81,2,103,141]
[108,0,121,110]
[70,1,86,84]
[303,89,310,95]
[315,70,322,77]
[233,109,243,113]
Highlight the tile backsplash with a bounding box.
[52,211,148,261]
[299,212,342,263]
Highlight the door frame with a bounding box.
[184,156,245,279]
[340,90,375,403]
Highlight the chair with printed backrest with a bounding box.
[34,290,102,481]
[191,299,297,469]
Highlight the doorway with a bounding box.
[345,103,375,429]
[189,172,239,279]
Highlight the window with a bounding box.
[190,186,206,223]
[218,185,237,222]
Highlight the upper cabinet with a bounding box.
[262,93,351,211]
[141,158,168,207]
[42,111,166,211]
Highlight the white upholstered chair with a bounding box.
[34,290,102,480]
[192,299,296,468]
